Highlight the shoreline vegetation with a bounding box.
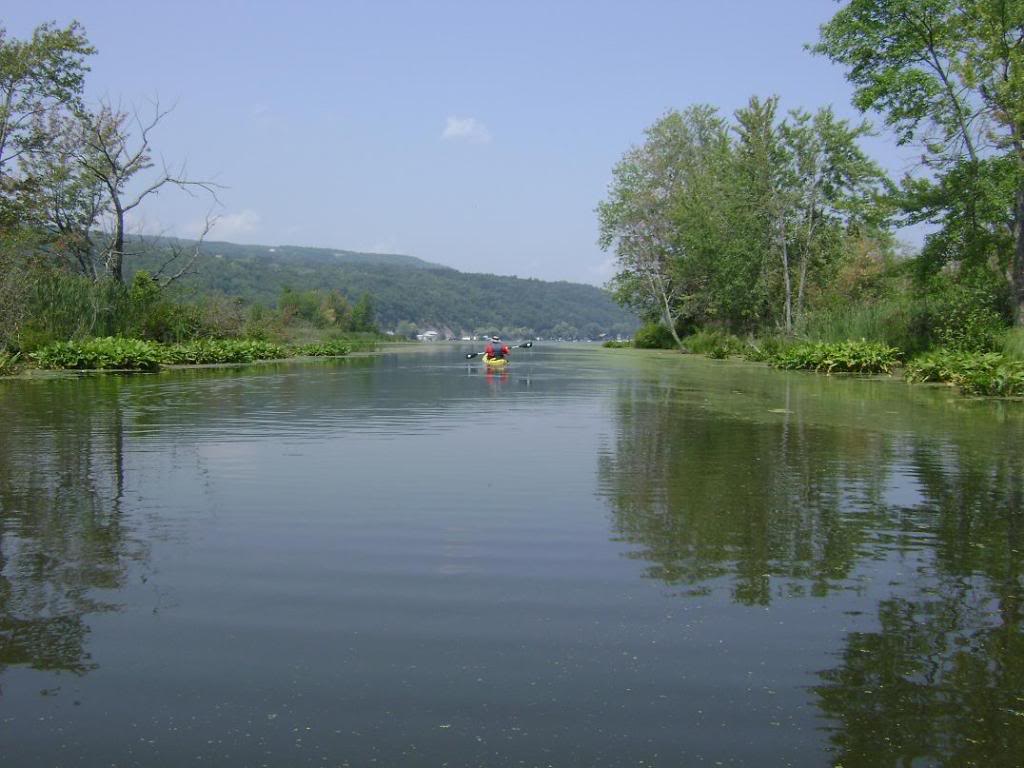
[603,332,1024,398]
[596,3,1024,401]
[0,335,380,376]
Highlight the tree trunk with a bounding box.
[778,215,793,334]
[106,203,124,283]
[660,291,685,349]
[1015,186,1024,327]
[647,270,684,349]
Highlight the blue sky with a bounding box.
[6,1,914,284]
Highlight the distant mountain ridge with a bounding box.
[194,239,445,270]
[128,236,637,338]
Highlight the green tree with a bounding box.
[0,21,94,228]
[598,106,733,346]
[350,292,376,332]
[733,97,890,333]
[814,0,1024,325]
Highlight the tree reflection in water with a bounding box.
[598,379,1023,765]
[814,439,1023,767]
[0,377,140,684]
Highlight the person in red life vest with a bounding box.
[484,335,510,361]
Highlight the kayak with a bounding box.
[482,355,509,368]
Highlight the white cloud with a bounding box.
[211,209,261,239]
[441,115,492,144]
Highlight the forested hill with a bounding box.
[128,238,637,338]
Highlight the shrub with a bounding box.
[293,340,351,357]
[924,274,1009,353]
[1001,327,1024,362]
[769,340,902,374]
[905,350,1024,396]
[160,339,287,365]
[633,322,677,349]
[30,337,163,371]
[602,340,632,348]
[799,298,926,356]
[683,329,746,358]
[742,335,796,362]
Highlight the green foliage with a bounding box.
[293,340,352,357]
[682,329,747,358]
[925,276,1007,353]
[742,335,797,362]
[633,323,677,349]
[814,0,1024,324]
[160,339,287,365]
[12,269,203,349]
[906,350,1024,397]
[599,96,891,338]
[602,340,632,348]
[1001,328,1024,361]
[799,299,927,357]
[0,350,21,376]
[768,341,902,374]
[30,337,163,371]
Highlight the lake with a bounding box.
[1,344,1022,766]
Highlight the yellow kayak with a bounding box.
[482,355,509,368]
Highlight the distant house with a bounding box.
[416,330,439,341]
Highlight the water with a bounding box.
[1,345,1022,766]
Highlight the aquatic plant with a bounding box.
[768,341,902,374]
[905,350,1024,397]
[160,339,287,365]
[293,340,352,357]
[30,337,163,371]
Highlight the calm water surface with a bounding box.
[1,345,1022,766]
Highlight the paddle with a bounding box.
[465,341,533,359]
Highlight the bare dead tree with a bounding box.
[72,98,222,282]
[151,212,219,287]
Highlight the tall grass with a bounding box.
[1002,327,1024,361]
[0,350,21,376]
[15,270,200,350]
[798,299,927,356]
[682,329,747,358]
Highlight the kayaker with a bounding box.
[484,335,510,360]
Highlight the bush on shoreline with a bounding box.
[767,341,902,374]
[905,350,1024,397]
[160,339,288,365]
[30,337,164,371]
[23,336,358,372]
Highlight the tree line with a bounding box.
[600,0,1024,352]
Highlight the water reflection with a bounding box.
[0,377,139,680]
[598,374,1024,765]
[814,438,1024,767]
[598,380,898,604]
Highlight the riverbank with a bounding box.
[0,336,388,378]
[605,336,1024,399]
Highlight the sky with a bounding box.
[6,1,918,284]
